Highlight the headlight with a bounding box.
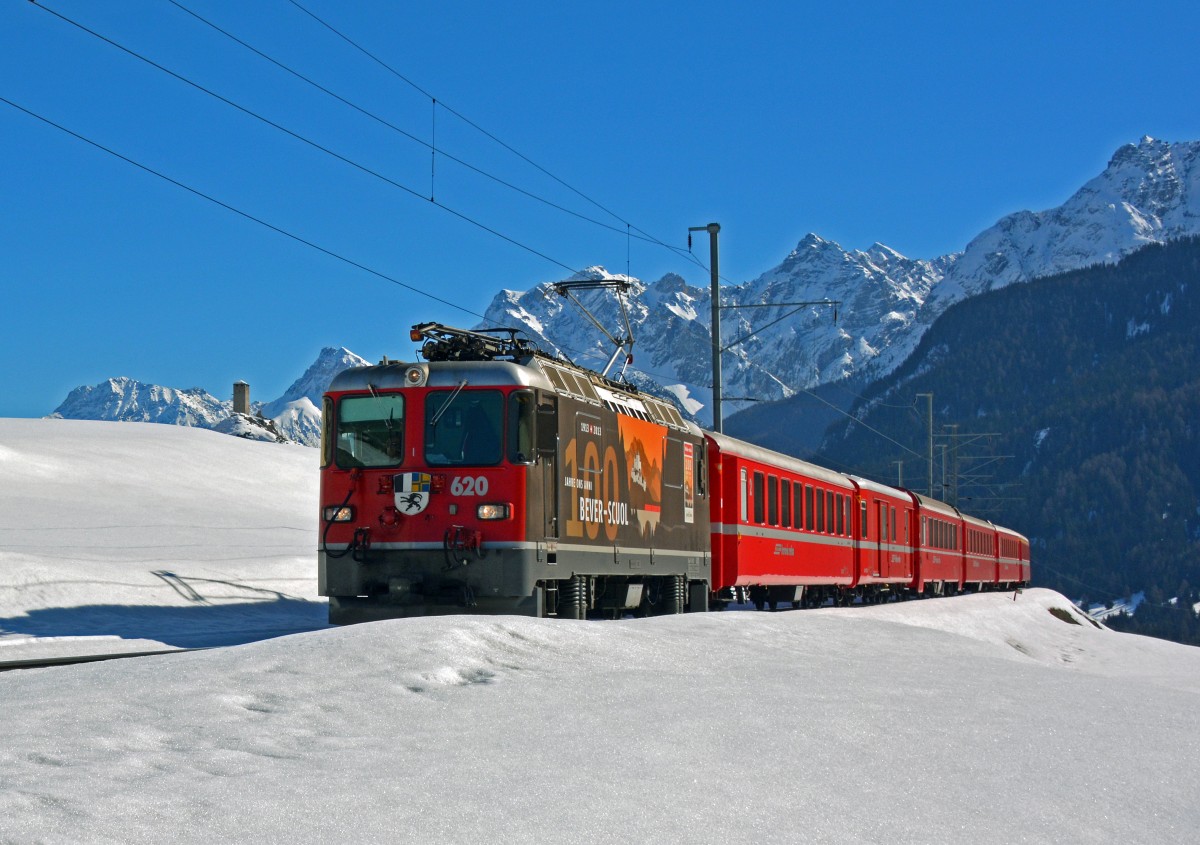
[476,503,510,520]
[324,505,355,522]
[404,365,426,387]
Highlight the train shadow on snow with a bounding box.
[0,595,330,649]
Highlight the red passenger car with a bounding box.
[849,476,915,600]
[962,514,999,590]
[911,493,966,595]
[706,432,856,608]
[997,525,1031,589]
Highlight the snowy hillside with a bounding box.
[484,137,1200,424]
[48,346,369,446]
[0,418,323,657]
[2,418,1199,842]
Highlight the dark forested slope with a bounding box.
[796,238,1200,641]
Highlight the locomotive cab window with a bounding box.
[321,396,334,468]
[335,393,405,468]
[507,390,535,464]
[425,389,504,466]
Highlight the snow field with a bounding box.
[1,419,1198,843]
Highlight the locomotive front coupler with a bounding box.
[443,525,484,569]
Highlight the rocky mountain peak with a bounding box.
[484,137,1200,425]
[268,347,370,411]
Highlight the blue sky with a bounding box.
[3,0,1199,418]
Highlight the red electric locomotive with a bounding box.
[318,324,711,623]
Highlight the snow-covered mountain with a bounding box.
[258,347,371,445]
[47,138,1200,437]
[48,347,369,446]
[483,137,1200,424]
[48,378,228,427]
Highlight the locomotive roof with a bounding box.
[326,355,700,434]
[328,359,546,392]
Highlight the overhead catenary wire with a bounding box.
[162,0,672,249]
[24,3,921,467]
[11,64,923,473]
[280,0,708,272]
[32,1,734,292]
[0,95,486,321]
[31,1,591,280]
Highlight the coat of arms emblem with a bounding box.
[394,472,432,515]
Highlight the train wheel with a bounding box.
[665,575,686,615]
[558,575,587,619]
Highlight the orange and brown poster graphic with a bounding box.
[617,414,665,539]
[683,442,694,524]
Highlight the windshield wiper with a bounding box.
[431,380,469,427]
[368,383,395,432]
